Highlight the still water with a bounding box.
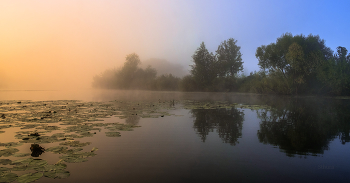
[0,90,349,183]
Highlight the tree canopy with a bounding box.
[187,38,243,91]
[255,33,333,94]
[216,38,243,77]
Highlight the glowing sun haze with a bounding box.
[1,0,349,90]
[0,0,195,90]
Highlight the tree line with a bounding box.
[92,33,350,96]
[92,53,181,91]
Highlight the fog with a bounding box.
[0,0,197,90]
[1,0,349,90]
[142,58,188,77]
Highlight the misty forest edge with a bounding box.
[92,33,350,96]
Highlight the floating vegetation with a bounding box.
[0,172,17,183]
[0,99,273,182]
[105,132,121,137]
[0,148,19,157]
[0,100,150,182]
[17,172,43,183]
[59,141,91,147]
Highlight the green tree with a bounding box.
[117,53,142,89]
[216,38,243,77]
[190,42,216,91]
[256,33,333,95]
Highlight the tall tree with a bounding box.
[216,38,243,77]
[190,42,216,90]
[118,53,141,89]
[255,33,333,95]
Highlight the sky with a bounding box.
[1,0,349,90]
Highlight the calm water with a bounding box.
[0,90,349,183]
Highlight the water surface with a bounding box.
[0,90,349,183]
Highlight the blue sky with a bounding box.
[173,0,350,74]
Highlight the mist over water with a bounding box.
[0,89,277,104]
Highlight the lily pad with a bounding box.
[0,159,12,165]
[0,172,17,183]
[105,132,121,137]
[0,148,19,157]
[11,158,33,165]
[46,146,68,154]
[0,167,10,172]
[59,156,88,163]
[59,141,91,147]
[0,142,23,148]
[34,163,67,172]
[43,170,70,179]
[17,172,43,183]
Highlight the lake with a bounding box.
[0,90,349,183]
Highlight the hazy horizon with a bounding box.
[1,0,349,90]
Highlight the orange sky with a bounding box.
[0,0,196,90]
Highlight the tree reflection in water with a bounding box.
[191,108,244,145]
[256,98,350,157]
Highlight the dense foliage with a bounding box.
[92,34,350,96]
[182,38,243,91]
[249,33,350,95]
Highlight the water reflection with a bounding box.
[191,108,244,145]
[256,98,350,156]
